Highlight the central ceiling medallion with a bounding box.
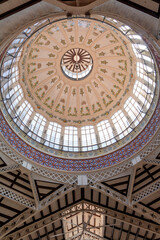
[61,48,93,80]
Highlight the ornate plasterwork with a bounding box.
[19,18,136,126]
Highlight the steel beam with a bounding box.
[28,172,40,209]
[0,209,36,239]
[91,183,160,224]
[3,201,160,240]
[0,0,42,20]
[127,167,136,204]
[0,184,75,239]
[143,159,160,165]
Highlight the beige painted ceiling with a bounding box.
[19,18,136,126]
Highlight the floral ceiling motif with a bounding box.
[19,19,136,126]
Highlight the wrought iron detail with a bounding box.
[132,180,160,203]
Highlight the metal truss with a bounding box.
[0,137,78,184]
[0,209,36,239]
[0,164,20,173]
[90,182,128,204]
[31,165,77,184]
[0,139,23,165]
[82,202,160,235]
[127,167,136,204]
[132,179,160,203]
[105,168,132,181]
[143,143,160,166]
[2,201,160,240]
[144,159,160,165]
[1,202,82,240]
[140,133,160,160]
[90,183,160,224]
[40,184,76,208]
[0,131,160,184]
[0,137,132,184]
[0,184,35,209]
[28,172,40,209]
[87,157,139,183]
[0,184,75,239]
[0,137,140,184]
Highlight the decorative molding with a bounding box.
[0,134,159,183]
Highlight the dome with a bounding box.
[0,2,160,240]
[0,15,159,170]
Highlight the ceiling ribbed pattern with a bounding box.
[19,18,136,126]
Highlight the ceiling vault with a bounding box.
[0,1,159,240]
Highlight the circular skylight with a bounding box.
[0,16,157,155]
[61,48,93,80]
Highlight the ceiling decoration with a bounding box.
[61,48,93,80]
[0,0,160,239]
[19,18,136,126]
[0,15,158,160]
